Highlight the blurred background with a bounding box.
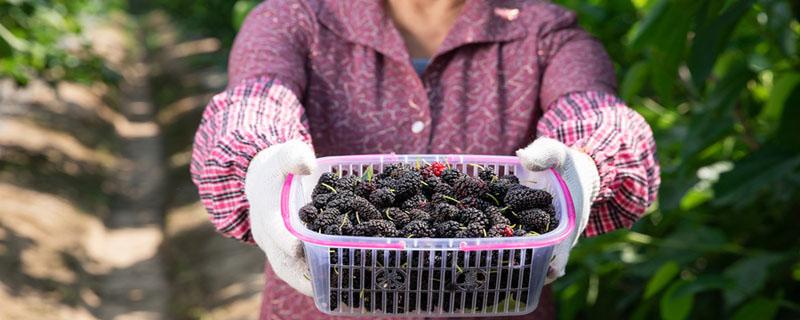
[0,0,798,319]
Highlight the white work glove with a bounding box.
[516,137,600,284]
[244,139,317,296]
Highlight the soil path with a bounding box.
[0,6,263,320]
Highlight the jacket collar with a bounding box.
[316,0,528,63]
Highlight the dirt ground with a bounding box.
[0,9,264,320]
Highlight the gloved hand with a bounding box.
[244,139,317,296]
[516,137,599,284]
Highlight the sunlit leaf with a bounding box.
[713,146,800,206]
[688,0,756,88]
[764,0,797,57]
[682,61,753,158]
[644,261,680,299]
[760,72,800,128]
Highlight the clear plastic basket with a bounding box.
[281,154,575,317]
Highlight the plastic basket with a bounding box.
[281,154,575,317]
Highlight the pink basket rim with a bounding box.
[280,155,576,250]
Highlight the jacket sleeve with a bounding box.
[538,91,660,236]
[190,77,312,243]
[190,0,315,243]
[536,7,659,236]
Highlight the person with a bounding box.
[190,0,660,319]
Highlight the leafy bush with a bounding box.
[0,0,121,85]
[551,0,800,318]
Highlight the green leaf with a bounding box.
[232,0,259,30]
[682,61,753,158]
[760,72,800,128]
[723,254,784,308]
[0,22,28,51]
[651,1,703,102]
[687,0,756,88]
[621,61,649,101]
[627,0,669,48]
[660,281,694,320]
[732,298,779,320]
[660,275,732,320]
[645,261,681,299]
[361,165,374,182]
[713,146,800,206]
[764,0,797,57]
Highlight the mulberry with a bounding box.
[313,193,333,209]
[433,220,462,238]
[485,206,511,225]
[313,208,343,231]
[433,182,455,197]
[488,178,515,198]
[487,224,513,237]
[422,175,445,195]
[433,203,460,222]
[353,220,399,237]
[421,162,446,178]
[326,196,382,221]
[369,188,396,207]
[460,196,492,211]
[519,208,551,233]
[456,222,485,238]
[440,168,461,185]
[401,194,429,210]
[457,207,488,227]
[477,166,496,182]
[407,209,431,222]
[376,164,403,180]
[402,220,433,238]
[500,175,519,184]
[379,175,421,200]
[299,204,318,224]
[453,176,488,198]
[334,176,360,192]
[503,185,552,211]
[312,172,339,196]
[323,218,353,235]
[355,181,377,198]
[385,207,411,228]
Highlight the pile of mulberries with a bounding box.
[298,162,558,314]
[300,162,557,239]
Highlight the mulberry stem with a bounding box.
[442,195,460,204]
[486,193,500,205]
[320,183,337,193]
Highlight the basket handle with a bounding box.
[458,168,577,251]
[280,173,406,249]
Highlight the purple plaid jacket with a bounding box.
[190,0,660,318]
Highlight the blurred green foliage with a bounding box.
[0,0,121,85]
[552,0,800,318]
[2,0,798,318]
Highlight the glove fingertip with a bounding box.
[516,148,554,171]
